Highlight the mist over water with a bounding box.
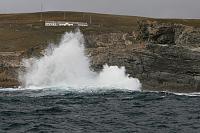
[20,31,141,91]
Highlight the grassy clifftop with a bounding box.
[0,11,200,52]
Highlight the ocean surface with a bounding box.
[0,88,200,133]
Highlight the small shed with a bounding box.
[45,21,88,27]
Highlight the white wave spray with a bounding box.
[20,31,141,92]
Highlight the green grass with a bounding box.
[0,11,199,52]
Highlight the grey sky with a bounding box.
[0,0,199,19]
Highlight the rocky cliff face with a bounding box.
[137,20,200,48]
[0,20,200,92]
[85,21,200,92]
[0,52,22,88]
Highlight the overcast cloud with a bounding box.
[0,0,199,19]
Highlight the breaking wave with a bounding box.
[19,31,141,92]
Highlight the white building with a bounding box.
[45,21,88,27]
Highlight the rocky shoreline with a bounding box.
[86,21,200,92]
[0,20,200,92]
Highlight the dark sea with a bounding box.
[0,89,200,133]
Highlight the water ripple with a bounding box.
[0,90,200,132]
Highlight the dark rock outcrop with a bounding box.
[138,20,200,48]
[137,20,175,44]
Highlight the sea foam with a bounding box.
[20,31,141,92]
